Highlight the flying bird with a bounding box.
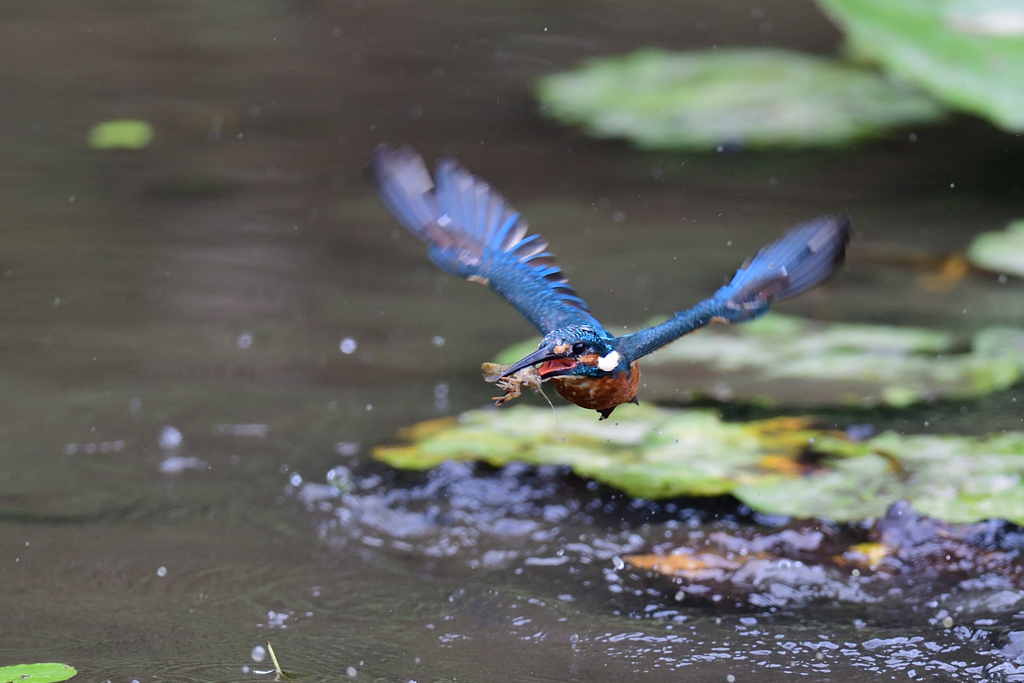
[369,144,850,419]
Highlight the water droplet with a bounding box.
[334,442,359,456]
[159,426,183,450]
[340,337,357,354]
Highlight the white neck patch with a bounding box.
[597,350,621,372]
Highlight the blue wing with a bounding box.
[614,214,850,362]
[369,144,602,334]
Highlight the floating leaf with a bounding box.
[840,542,893,571]
[376,405,1024,524]
[626,549,760,577]
[495,315,1024,408]
[967,219,1024,277]
[740,429,1024,523]
[644,315,1024,407]
[816,0,1024,131]
[376,404,820,499]
[534,48,944,150]
[0,663,76,683]
[87,119,154,149]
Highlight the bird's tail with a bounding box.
[714,213,851,323]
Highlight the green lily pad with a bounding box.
[87,119,154,150]
[816,0,1024,131]
[376,404,821,498]
[376,405,1024,524]
[0,663,76,683]
[534,48,945,150]
[645,315,1024,407]
[496,315,1024,408]
[966,219,1024,276]
[740,429,1024,523]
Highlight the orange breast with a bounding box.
[551,361,641,411]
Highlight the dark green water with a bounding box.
[2,1,1024,681]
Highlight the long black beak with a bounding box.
[498,344,560,379]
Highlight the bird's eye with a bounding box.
[572,342,586,354]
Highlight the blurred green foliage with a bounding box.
[968,219,1024,277]
[818,0,1024,132]
[535,48,944,150]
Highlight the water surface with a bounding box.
[2,1,1024,681]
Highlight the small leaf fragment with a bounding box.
[87,119,154,149]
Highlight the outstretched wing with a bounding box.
[369,144,601,334]
[614,214,851,362]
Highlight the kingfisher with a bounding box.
[369,144,850,419]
